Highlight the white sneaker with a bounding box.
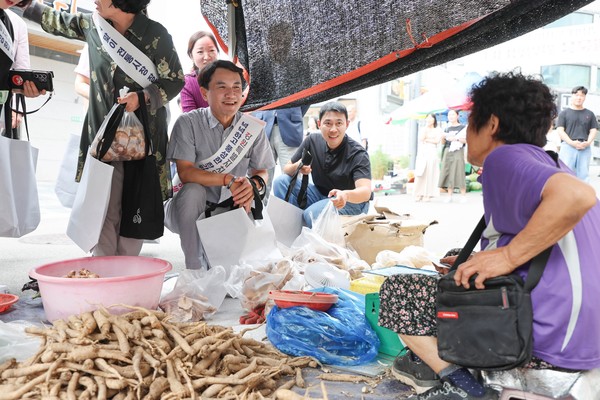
[443,197,452,203]
[459,196,467,204]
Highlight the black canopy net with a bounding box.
[200,0,594,111]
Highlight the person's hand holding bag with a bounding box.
[118,89,146,112]
[453,246,516,289]
[90,87,146,162]
[229,177,255,213]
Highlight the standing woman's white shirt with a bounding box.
[6,9,30,69]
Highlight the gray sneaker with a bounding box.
[392,350,440,394]
[408,381,499,399]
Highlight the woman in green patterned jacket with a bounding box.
[24,0,184,256]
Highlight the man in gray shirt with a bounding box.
[556,85,598,182]
[165,60,275,269]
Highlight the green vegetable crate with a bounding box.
[365,293,406,358]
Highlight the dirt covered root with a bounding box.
[0,305,319,399]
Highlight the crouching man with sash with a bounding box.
[165,60,274,270]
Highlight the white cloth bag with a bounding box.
[67,152,113,252]
[266,196,304,247]
[197,208,281,271]
[54,133,80,208]
[0,135,40,237]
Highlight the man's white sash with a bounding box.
[0,17,14,63]
[172,114,266,197]
[199,114,265,174]
[92,12,158,88]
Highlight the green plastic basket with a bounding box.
[365,292,406,358]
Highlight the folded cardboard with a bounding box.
[342,204,436,265]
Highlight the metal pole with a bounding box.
[408,72,421,169]
[227,1,237,60]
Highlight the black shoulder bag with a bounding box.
[436,217,551,370]
[119,92,164,240]
[436,151,560,370]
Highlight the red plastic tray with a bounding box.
[0,293,19,313]
[268,290,338,311]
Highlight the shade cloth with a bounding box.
[201,0,593,110]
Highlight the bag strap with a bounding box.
[135,91,154,154]
[2,92,52,140]
[284,166,300,202]
[450,215,485,271]
[285,148,312,209]
[298,174,310,209]
[205,180,264,220]
[523,246,552,291]
[1,95,12,139]
[452,215,552,292]
[452,149,560,275]
[11,92,53,116]
[12,93,28,140]
[247,178,264,220]
[95,103,125,160]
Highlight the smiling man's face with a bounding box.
[318,111,349,150]
[200,67,243,122]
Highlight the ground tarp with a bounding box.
[201,0,593,110]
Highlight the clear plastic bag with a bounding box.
[227,258,303,311]
[90,87,146,162]
[266,287,380,366]
[288,226,369,276]
[312,201,345,247]
[0,320,42,363]
[159,266,227,321]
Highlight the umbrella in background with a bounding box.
[388,71,484,124]
[388,90,449,124]
[441,71,484,110]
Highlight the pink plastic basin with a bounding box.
[30,256,172,322]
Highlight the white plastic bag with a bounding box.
[228,258,303,311]
[159,266,227,321]
[312,201,345,247]
[0,320,42,363]
[290,227,369,274]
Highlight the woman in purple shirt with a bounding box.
[179,31,219,112]
[378,72,600,400]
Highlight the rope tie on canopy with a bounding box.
[405,18,433,50]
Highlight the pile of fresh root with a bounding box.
[0,305,320,399]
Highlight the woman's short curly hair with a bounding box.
[468,71,557,147]
[111,0,150,14]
